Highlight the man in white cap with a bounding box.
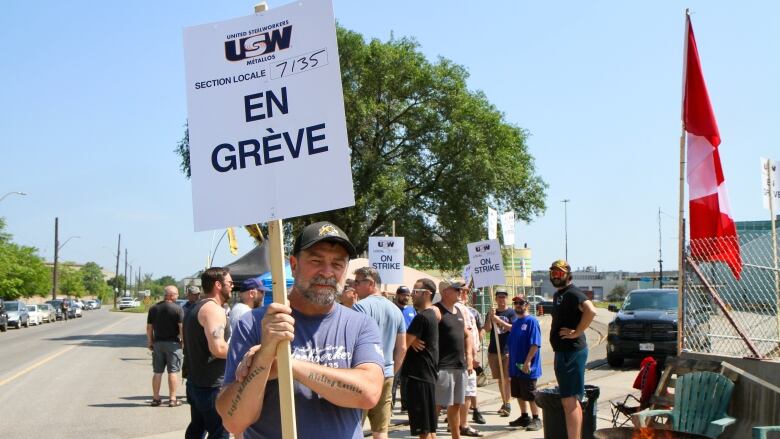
[229,278,268,336]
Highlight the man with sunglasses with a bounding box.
[549,260,597,439]
[183,266,233,438]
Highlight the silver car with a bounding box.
[5,301,30,328]
[36,304,56,323]
[26,305,42,325]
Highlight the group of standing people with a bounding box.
[143,221,597,439]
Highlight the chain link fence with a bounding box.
[683,231,780,360]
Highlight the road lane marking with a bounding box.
[0,317,129,387]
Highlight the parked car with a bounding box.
[118,297,141,310]
[607,289,678,367]
[175,299,188,308]
[0,299,8,331]
[46,300,64,320]
[73,303,83,318]
[26,305,42,325]
[5,301,30,328]
[37,304,56,323]
[85,300,99,310]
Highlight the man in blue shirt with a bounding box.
[507,296,542,431]
[353,267,407,439]
[216,222,384,439]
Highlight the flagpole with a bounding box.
[766,158,780,339]
[677,9,691,355]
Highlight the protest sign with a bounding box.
[467,239,505,288]
[487,207,498,240]
[761,158,780,210]
[368,237,405,284]
[184,0,354,231]
[500,210,515,245]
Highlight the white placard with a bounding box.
[462,264,472,287]
[368,237,405,284]
[487,208,498,240]
[184,0,354,231]
[761,158,780,210]
[500,211,515,245]
[467,239,505,288]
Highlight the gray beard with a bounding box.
[296,276,338,307]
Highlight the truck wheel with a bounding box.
[607,352,624,367]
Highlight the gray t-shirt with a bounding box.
[353,295,406,377]
[225,305,383,439]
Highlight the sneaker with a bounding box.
[508,415,530,427]
[460,426,484,437]
[472,410,486,425]
[497,403,511,417]
[526,418,542,431]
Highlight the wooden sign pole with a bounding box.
[488,285,506,403]
[268,219,297,439]
[257,3,294,437]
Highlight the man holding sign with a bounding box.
[216,222,384,438]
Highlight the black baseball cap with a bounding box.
[396,286,410,294]
[292,221,357,259]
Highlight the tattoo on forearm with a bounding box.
[306,372,363,394]
[211,324,225,339]
[227,365,266,417]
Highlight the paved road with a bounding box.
[0,305,620,439]
[0,308,190,438]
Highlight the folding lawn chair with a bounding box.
[610,356,659,427]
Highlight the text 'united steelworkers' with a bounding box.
[192,20,333,173]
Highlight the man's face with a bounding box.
[495,294,508,308]
[219,274,233,302]
[513,300,528,315]
[187,292,199,303]
[353,275,374,299]
[340,287,357,307]
[459,288,470,304]
[411,282,429,308]
[291,242,348,307]
[252,289,264,308]
[396,292,410,306]
[550,268,569,288]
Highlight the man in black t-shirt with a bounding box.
[400,278,439,439]
[146,285,184,407]
[549,260,597,439]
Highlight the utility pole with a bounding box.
[562,199,570,261]
[114,234,121,309]
[658,207,664,288]
[52,217,59,301]
[124,249,128,297]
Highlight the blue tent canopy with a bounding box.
[256,262,294,307]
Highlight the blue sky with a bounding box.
[2,1,778,280]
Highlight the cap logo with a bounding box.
[318,224,340,237]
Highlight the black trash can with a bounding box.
[535,385,600,439]
[535,387,567,438]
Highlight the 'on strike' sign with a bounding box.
[368,237,404,284]
[467,239,505,288]
[183,0,354,231]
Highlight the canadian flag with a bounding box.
[684,15,742,279]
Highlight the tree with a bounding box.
[0,218,51,299]
[82,261,111,302]
[107,274,126,292]
[607,284,628,302]
[59,265,86,298]
[175,27,547,270]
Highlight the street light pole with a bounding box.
[562,199,570,260]
[114,234,121,309]
[0,191,27,203]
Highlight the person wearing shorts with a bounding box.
[507,296,542,431]
[549,260,597,439]
[436,281,480,438]
[146,285,184,407]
